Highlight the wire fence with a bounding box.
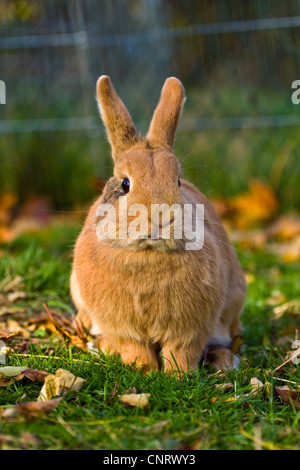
[1,0,300,133]
[1,0,300,209]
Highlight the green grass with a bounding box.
[0,222,299,450]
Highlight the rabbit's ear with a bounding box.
[147,77,185,149]
[96,76,138,159]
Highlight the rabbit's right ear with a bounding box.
[147,77,185,150]
[96,76,138,160]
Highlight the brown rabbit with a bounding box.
[70,75,246,373]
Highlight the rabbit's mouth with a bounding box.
[149,218,175,241]
[101,233,185,253]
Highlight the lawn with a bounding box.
[0,219,299,450]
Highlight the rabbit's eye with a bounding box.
[178,178,181,187]
[121,178,130,193]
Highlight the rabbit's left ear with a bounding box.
[147,77,185,150]
[96,76,138,160]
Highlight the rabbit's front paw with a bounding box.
[119,340,159,373]
[87,335,119,357]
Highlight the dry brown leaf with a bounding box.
[22,368,50,383]
[6,291,27,303]
[275,385,300,410]
[0,377,13,387]
[229,180,279,229]
[7,319,30,338]
[266,290,287,307]
[0,331,20,342]
[249,377,264,396]
[0,366,50,387]
[276,336,294,350]
[267,215,300,241]
[0,227,13,244]
[119,393,151,409]
[214,180,279,231]
[0,192,17,224]
[273,300,300,319]
[228,229,267,250]
[214,382,234,392]
[43,304,88,350]
[0,398,62,421]
[0,275,23,293]
[38,368,85,401]
[269,236,300,263]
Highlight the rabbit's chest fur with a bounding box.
[73,230,227,345]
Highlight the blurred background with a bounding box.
[0,0,300,217]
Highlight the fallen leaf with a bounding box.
[275,385,300,410]
[7,291,27,303]
[269,236,300,263]
[43,304,88,350]
[119,393,151,409]
[0,366,24,377]
[276,336,294,350]
[229,180,279,230]
[0,275,23,293]
[0,377,13,387]
[266,290,287,307]
[0,398,62,421]
[38,368,85,401]
[0,366,50,387]
[267,215,300,241]
[228,229,267,250]
[22,368,51,383]
[273,300,300,319]
[214,382,234,392]
[249,377,264,396]
[7,319,30,339]
[0,331,20,342]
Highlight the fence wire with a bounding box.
[1,0,300,134]
[1,0,300,210]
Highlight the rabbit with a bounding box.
[70,75,247,374]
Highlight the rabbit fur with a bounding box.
[71,76,247,373]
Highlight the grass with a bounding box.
[0,221,299,450]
